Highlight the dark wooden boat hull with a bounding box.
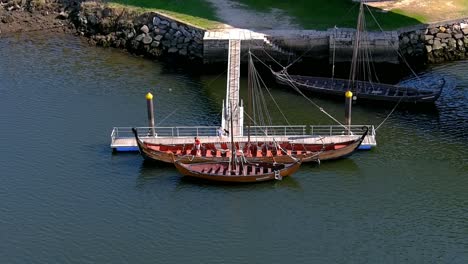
[174,161,302,183]
[132,128,368,164]
[274,72,444,103]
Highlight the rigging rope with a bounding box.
[250,52,351,132]
[249,52,292,126]
[364,4,432,90]
[375,96,403,131]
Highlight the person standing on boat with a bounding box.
[194,136,201,156]
[217,127,224,139]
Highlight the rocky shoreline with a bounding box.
[399,20,468,64]
[72,2,205,60]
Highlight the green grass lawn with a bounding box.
[236,0,423,30]
[107,0,442,30]
[108,0,221,29]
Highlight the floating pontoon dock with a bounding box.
[111,125,376,152]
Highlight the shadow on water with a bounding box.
[303,157,361,174]
[135,158,303,190]
[172,174,303,192]
[135,160,178,187]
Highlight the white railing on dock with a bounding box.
[310,125,376,136]
[245,125,307,136]
[111,126,220,140]
[110,125,376,150]
[111,125,374,141]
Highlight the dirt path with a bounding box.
[205,0,303,30]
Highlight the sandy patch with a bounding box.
[367,0,468,22]
[205,0,303,30]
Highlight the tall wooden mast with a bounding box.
[349,1,364,89]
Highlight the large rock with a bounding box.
[425,45,432,53]
[179,48,188,56]
[135,33,144,42]
[140,25,149,34]
[462,28,468,35]
[436,33,451,39]
[168,47,178,53]
[102,8,113,18]
[401,36,410,44]
[87,14,98,26]
[433,39,442,50]
[429,28,439,35]
[154,35,163,41]
[448,38,457,50]
[424,35,434,41]
[126,31,135,39]
[153,16,161,26]
[171,21,178,30]
[181,27,191,38]
[406,47,413,55]
[161,40,171,47]
[454,33,464,39]
[142,35,153,45]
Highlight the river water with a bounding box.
[1,32,467,263]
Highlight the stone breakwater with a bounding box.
[72,3,205,60]
[399,19,468,63]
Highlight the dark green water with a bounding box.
[1,33,467,263]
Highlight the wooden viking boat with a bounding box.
[273,72,445,104]
[132,127,368,164]
[272,2,446,104]
[174,160,301,183]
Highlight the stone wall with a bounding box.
[399,19,468,63]
[202,29,400,64]
[329,29,399,63]
[72,3,205,60]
